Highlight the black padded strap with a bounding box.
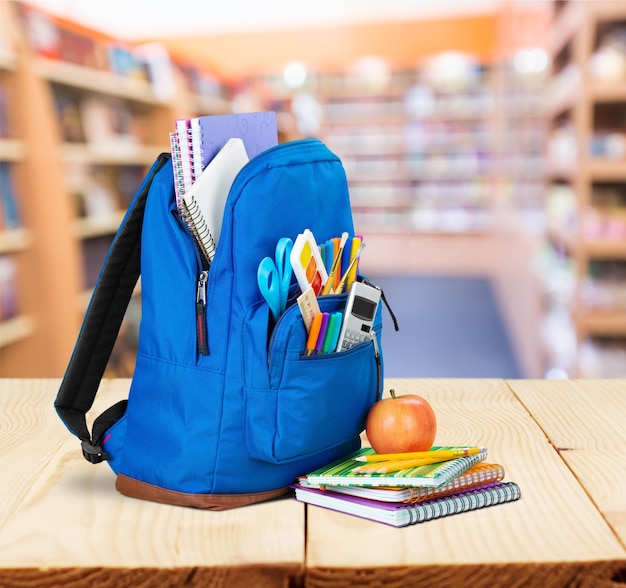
[55,154,169,461]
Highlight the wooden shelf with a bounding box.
[0,315,36,348]
[587,159,626,182]
[0,139,25,161]
[576,310,626,337]
[545,84,578,119]
[0,47,18,71]
[591,80,626,103]
[34,58,165,105]
[0,228,32,254]
[187,94,231,115]
[545,159,576,181]
[588,0,626,20]
[60,143,167,166]
[550,1,583,57]
[73,212,126,239]
[581,239,626,260]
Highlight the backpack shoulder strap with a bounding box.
[55,153,170,463]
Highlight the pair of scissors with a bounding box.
[257,237,293,321]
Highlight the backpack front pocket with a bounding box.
[242,295,382,464]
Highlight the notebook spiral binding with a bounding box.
[182,196,216,266]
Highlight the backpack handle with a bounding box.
[54,154,170,463]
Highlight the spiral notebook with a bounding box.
[303,446,488,488]
[171,112,277,265]
[299,462,506,503]
[293,481,521,527]
[181,138,249,265]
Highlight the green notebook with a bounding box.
[303,446,488,488]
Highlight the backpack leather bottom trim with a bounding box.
[116,474,291,510]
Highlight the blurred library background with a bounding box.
[1,0,625,379]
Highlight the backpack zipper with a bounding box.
[196,270,209,355]
[369,330,382,402]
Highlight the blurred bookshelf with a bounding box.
[3,0,625,380]
[0,0,232,377]
[541,0,626,377]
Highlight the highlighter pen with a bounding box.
[327,312,343,353]
[305,313,323,356]
[321,312,340,353]
[314,312,330,354]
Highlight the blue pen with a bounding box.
[314,312,330,354]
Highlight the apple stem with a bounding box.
[390,389,396,399]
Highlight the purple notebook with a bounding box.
[190,112,277,173]
[292,482,521,527]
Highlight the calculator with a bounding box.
[336,281,381,351]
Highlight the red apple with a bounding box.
[365,389,437,454]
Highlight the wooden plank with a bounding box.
[0,380,304,585]
[508,378,626,545]
[305,379,625,586]
[506,379,626,452]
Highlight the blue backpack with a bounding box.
[55,139,393,509]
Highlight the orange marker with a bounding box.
[305,313,323,356]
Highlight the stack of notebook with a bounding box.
[294,446,521,528]
[169,112,277,267]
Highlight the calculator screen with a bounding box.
[351,296,377,320]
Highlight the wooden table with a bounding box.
[1,379,624,587]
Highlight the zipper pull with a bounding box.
[369,330,382,401]
[196,271,209,355]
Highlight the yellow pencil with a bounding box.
[374,458,447,474]
[354,447,482,463]
[353,456,449,474]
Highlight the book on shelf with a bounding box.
[0,82,9,139]
[303,446,488,488]
[18,3,140,75]
[52,86,86,143]
[65,163,119,219]
[0,162,22,230]
[81,236,113,290]
[299,462,506,503]
[0,256,18,321]
[80,96,138,146]
[293,481,521,528]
